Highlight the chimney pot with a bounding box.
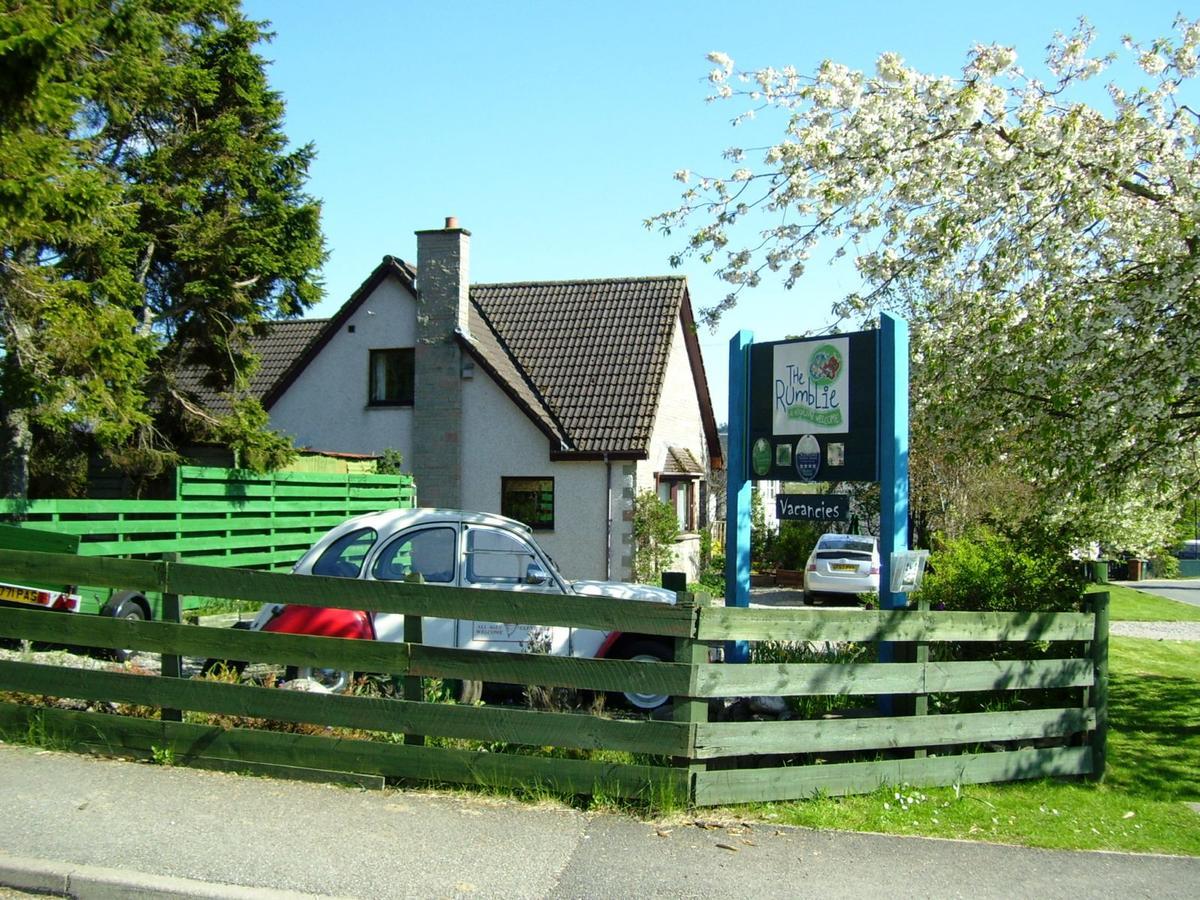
[445,216,458,229]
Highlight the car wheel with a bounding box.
[284,665,353,693]
[454,679,483,705]
[201,621,250,678]
[608,639,673,712]
[102,594,147,663]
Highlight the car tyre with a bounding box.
[284,665,353,692]
[608,638,673,712]
[101,593,148,663]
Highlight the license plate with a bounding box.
[0,584,41,605]
[831,563,857,572]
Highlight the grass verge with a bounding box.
[1090,583,1200,622]
[717,635,1200,856]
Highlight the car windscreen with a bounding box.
[311,528,377,578]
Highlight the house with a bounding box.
[204,218,723,583]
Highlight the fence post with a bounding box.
[667,575,709,807]
[161,552,182,723]
[913,594,929,758]
[1090,590,1110,781]
[403,573,425,746]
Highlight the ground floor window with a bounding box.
[501,477,554,530]
[658,477,698,532]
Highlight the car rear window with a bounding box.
[816,550,873,560]
[819,538,875,555]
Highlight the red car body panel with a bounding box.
[262,605,375,641]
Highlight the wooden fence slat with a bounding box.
[694,746,1094,805]
[698,607,1094,643]
[0,661,689,756]
[693,707,1096,758]
[694,658,1093,698]
[0,606,411,673]
[408,645,695,696]
[0,703,686,801]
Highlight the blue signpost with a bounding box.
[726,314,910,673]
[877,312,910,668]
[725,330,753,664]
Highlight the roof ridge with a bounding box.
[471,274,685,289]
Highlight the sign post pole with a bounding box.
[877,312,910,666]
[725,330,753,664]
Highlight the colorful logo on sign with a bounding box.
[751,438,772,477]
[795,434,821,481]
[772,336,849,435]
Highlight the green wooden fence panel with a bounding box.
[694,746,1094,805]
[0,544,1106,807]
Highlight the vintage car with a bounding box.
[239,508,681,709]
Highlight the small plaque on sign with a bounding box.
[776,494,850,522]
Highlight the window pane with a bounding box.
[312,528,377,578]
[368,349,413,405]
[501,477,554,530]
[466,528,537,584]
[372,528,456,583]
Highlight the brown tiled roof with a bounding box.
[197,257,721,467]
[662,445,704,476]
[177,319,328,415]
[468,277,686,454]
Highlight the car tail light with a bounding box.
[870,565,880,575]
[806,563,816,572]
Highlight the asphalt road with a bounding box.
[0,745,1197,899]
[1120,578,1200,608]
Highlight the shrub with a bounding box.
[770,520,823,570]
[632,491,679,584]
[915,526,1084,613]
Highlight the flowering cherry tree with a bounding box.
[652,19,1200,548]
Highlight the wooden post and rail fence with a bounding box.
[0,547,1108,806]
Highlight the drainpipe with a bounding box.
[604,454,612,581]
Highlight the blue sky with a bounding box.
[242,0,1189,418]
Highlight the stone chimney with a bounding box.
[412,217,471,509]
[415,216,471,339]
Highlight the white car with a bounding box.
[803,533,880,604]
[239,508,679,709]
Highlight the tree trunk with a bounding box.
[0,394,32,504]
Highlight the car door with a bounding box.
[367,525,459,649]
[458,524,568,654]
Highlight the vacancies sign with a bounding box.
[747,330,878,483]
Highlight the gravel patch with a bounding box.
[1109,621,1200,641]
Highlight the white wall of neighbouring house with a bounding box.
[269,277,416,459]
[460,370,615,582]
[637,314,711,582]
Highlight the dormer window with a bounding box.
[368,348,414,406]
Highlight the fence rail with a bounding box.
[0,548,1108,807]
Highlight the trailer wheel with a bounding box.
[101,593,148,663]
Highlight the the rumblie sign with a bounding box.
[747,330,878,483]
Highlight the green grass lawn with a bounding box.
[722,636,1200,855]
[1092,583,1200,622]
